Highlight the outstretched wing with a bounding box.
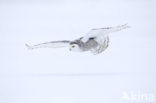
[82,24,130,42]
[26,40,70,50]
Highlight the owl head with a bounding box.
[69,43,82,52]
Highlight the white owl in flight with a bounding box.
[26,24,130,55]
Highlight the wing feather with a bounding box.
[26,40,70,50]
[82,24,130,42]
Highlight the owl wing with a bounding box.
[82,24,130,43]
[26,40,70,50]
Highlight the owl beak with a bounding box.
[69,48,71,51]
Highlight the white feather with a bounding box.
[25,41,70,50]
[82,24,130,43]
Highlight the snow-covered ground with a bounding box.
[0,0,156,103]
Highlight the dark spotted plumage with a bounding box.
[70,37,98,51]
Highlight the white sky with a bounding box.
[0,0,156,103]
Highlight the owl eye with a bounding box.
[72,45,75,48]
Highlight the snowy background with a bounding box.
[0,0,156,103]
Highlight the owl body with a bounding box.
[69,37,98,52]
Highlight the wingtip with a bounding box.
[123,23,131,28]
[25,44,33,50]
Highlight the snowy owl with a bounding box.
[26,24,130,55]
